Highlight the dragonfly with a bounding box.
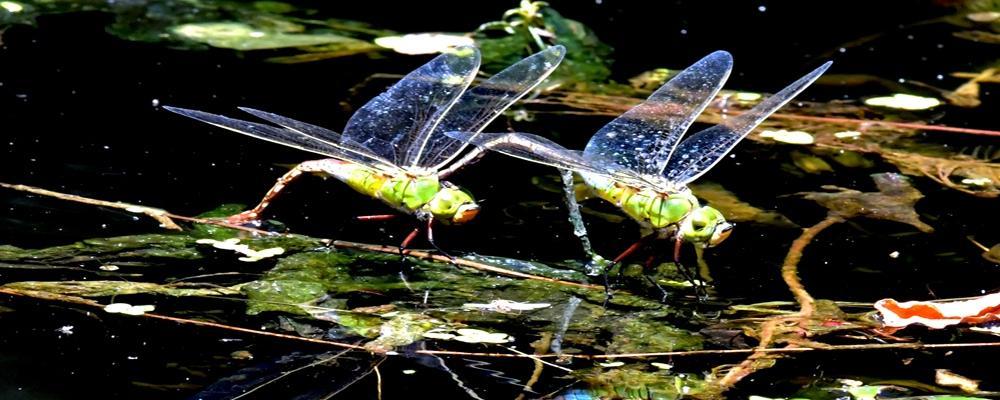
[449,51,830,286]
[164,45,566,251]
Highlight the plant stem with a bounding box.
[782,215,843,318]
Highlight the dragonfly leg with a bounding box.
[425,218,456,263]
[643,255,671,302]
[226,159,333,225]
[356,214,397,222]
[560,170,597,263]
[397,226,421,288]
[600,234,655,304]
[399,227,421,254]
[673,236,709,299]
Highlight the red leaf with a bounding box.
[875,292,1000,329]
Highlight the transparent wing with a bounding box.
[584,51,733,176]
[664,61,832,184]
[417,45,567,171]
[237,107,396,168]
[341,46,481,169]
[164,106,403,174]
[445,131,647,186]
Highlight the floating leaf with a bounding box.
[364,313,441,352]
[462,299,551,312]
[830,151,875,169]
[966,11,1000,22]
[451,328,512,344]
[422,329,457,340]
[864,93,942,110]
[834,131,862,139]
[171,22,369,51]
[935,369,980,393]
[375,33,474,55]
[791,151,835,174]
[196,238,285,262]
[800,173,934,232]
[733,91,763,101]
[104,303,155,316]
[0,1,24,13]
[760,129,815,145]
[875,292,1000,329]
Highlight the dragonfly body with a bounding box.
[581,173,729,244]
[325,159,477,224]
[165,45,566,248]
[449,50,830,252]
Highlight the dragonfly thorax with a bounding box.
[334,163,478,224]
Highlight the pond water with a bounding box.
[0,1,998,399]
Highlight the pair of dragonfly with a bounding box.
[165,45,829,284]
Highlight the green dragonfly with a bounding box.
[164,45,565,250]
[449,51,830,280]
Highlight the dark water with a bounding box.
[0,1,998,399]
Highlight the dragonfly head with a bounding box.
[680,206,733,248]
[426,183,479,225]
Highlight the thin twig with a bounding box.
[782,215,844,318]
[0,182,272,235]
[0,182,183,230]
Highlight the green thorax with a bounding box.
[337,163,440,213]
[593,182,697,229]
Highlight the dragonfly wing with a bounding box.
[664,61,832,185]
[446,131,637,183]
[164,106,403,173]
[418,45,567,171]
[237,107,395,168]
[342,46,481,168]
[584,51,733,176]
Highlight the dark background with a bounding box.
[0,1,999,398]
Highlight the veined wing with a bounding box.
[417,45,567,171]
[341,46,481,170]
[584,51,733,176]
[663,61,832,185]
[164,106,404,174]
[445,131,648,187]
[237,107,398,169]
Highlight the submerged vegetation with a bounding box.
[1,0,999,399]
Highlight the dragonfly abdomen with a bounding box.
[322,159,440,214]
[583,173,696,229]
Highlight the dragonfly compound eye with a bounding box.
[429,187,478,224]
[681,206,728,245]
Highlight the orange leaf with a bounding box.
[875,292,1000,329]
